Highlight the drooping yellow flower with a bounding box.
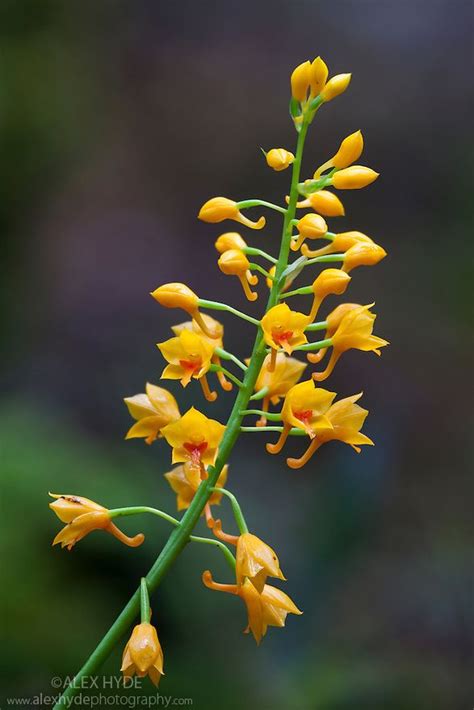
[158,330,216,401]
[320,73,352,102]
[236,533,285,592]
[332,166,379,190]
[198,197,265,230]
[266,148,295,171]
[151,283,220,339]
[266,380,335,456]
[313,130,364,178]
[313,304,389,381]
[214,232,247,254]
[307,268,351,321]
[252,353,306,425]
[342,241,387,273]
[124,383,180,445]
[161,407,225,468]
[202,572,302,645]
[218,249,258,301]
[287,393,374,468]
[121,622,164,686]
[295,190,345,217]
[291,213,328,251]
[49,494,144,550]
[261,304,309,370]
[307,302,361,364]
[164,462,228,511]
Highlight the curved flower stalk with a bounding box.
[49,54,388,708]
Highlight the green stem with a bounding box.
[243,247,278,264]
[249,262,272,279]
[53,114,311,709]
[241,426,307,435]
[294,337,333,352]
[189,535,236,571]
[198,299,260,326]
[249,386,269,401]
[305,320,328,332]
[304,253,345,266]
[240,409,282,421]
[109,506,179,526]
[140,578,150,624]
[214,346,247,372]
[236,199,287,215]
[211,488,249,534]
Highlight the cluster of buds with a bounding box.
[49,54,388,700]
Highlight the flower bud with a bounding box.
[309,56,328,97]
[266,148,295,172]
[296,213,328,238]
[332,166,379,189]
[290,61,311,102]
[198,197,265,230]
[215,232,247,253]
[151,283,199,314]
[320,73,352,102]
[121,622,164,685]
[312,268,351,298]
[305,190,345,217]
[218,249,249,276]
[342,242,387,273]
[291,213,328,251]
[331,130,364,170]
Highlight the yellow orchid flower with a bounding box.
[171,316,234,392]
[158,330,216,401]
[307,268,351,321]
[151,283,220,339]
[261,304,310,370]
[266,380,335,456]
[319,73,352,102]
[218,249,258,301]
[161,407,225,468]
[252,352,306,425]
[124,383,180,445]
[291,213,328,252]
[301,230,374,258]
[121,623,164,686]
[164,463,228,511]
[236,533,285,593]
[287,393,374,468]
[341,241,387,273]
[198,197,265,230]
[49,494,144,550]
[313,304,389,381]
[202,572,302,645]
[307,302,362,364]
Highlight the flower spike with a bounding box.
[198,197,265,230]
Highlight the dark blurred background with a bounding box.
[1,1,473,708]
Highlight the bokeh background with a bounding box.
[1,1,473,708]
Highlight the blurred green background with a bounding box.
[1,1,472,708]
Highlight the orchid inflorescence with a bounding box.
[49,55,388,705]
